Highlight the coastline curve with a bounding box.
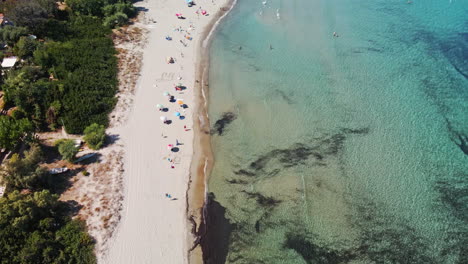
[187,0,238,263]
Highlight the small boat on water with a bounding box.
[48,167,69,174]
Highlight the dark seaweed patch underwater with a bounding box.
[204,126,468,263]
[205,1,468,263]
[211,112,237,136]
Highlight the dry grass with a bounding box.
[109,15,148,128]
[60,149,125,256]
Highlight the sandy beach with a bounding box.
[102,0,231,263]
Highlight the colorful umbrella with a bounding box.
[160,116,167,121]
[174,112,181,117]
[163,91,170,96]
[156,104,164,109]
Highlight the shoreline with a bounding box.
[187,0,237,262]
[102,0,233,263]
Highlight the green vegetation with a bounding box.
[0,26,28,46]
[0,190,96,263]
[0,1,136,134]
[0,144,46,190]
[1,0,57,33]
[84,123,106,150]
[55,139,78,162]
[0,0,138,262]
[13,36,39,59]
[66,0,137,23]
[0,115,33,150]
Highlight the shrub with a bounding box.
[103,12,128,28]
[103,2,137,18]
[3,0,54,33]
[0,26,29,46]
[0,144,46,190]
[56,139,78,162]
[11,108,27,120]
[83,123,105,150]
[13,36,39,59]
[0,116,33,150]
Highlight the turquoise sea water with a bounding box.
[206,0,468,263]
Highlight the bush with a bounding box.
[0,116,33,150]
[13,36,39,59]
[0,144,46,190]
[0,26,29,46]
[103,12,128,28]
[103,2,137,19]
[65,0,106,17]
[11,108,27,120]
[3,0,55,33]
[56,139,78,162]
[2,67,55,130]
[83,123,105,150]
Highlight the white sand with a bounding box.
[103,0,229,263]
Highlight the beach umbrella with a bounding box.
[174,112,181,117]
[176,99,184,105]
[176,13,182,17]
[156,104,164,109]
[167,144,174,150]
[163,91,170,96]
[160,116,167,121]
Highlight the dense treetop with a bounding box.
[0,0,136,134]
[0,0,137,263]
[0,190,96,264]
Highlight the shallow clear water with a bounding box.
[207,0,468,263]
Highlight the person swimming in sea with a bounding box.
[333,32,339,37]
[269,44,273,50]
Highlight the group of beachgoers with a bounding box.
[158,2,210,200]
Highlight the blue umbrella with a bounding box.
[174,112,181,117]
